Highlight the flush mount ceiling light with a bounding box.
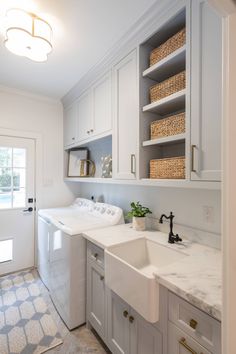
[4,8,53,62]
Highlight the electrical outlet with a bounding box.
[203,205,214,223]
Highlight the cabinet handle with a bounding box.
[90,129,94,133]
[191,145,197,172]
[100,275,104,281]
[123,310,129,318]
[87,130,90,134]
[189,319,198,330]
[129,315,134,323]
[93,253,98,259]
[72,137,75,140]
[131,154,136,174]
[179,338,197,354]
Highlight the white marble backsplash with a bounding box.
[147,216,221,250]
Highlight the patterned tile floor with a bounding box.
[34,270,110,354]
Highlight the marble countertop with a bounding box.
[83,224,221,321]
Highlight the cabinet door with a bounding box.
[168,322,211,354]
[92,71,112,138]
[191,0,222,181]
[130,309,163,354]
[113,49,138,180]
[107,289,130,354]
[76,89,92,142]
[87,261,106,341]
[64,104,76,147]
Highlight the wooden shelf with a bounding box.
[64,177,221,190]
[143,133,186,147]
[143,90,185,115]
[143,46,186,82]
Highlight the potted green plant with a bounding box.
[127,201,152,231]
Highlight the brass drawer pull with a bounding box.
[190,318,198,329]
[129,315,134,323]
[131,154,136,174]
[123,310,128,318]
[191,145,197,172]
[179,338,197,354]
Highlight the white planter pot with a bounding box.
[132,216,146,231]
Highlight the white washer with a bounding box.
[37,198,124,329]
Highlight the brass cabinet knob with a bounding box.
[129,316,134,323]
[189,319,198,330]
[100,275,104,281]
[94,253,98,259]
[123,310,128,318]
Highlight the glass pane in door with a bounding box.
[13,168,26,208]
[0,167,12,209]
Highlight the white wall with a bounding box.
[76,182,221,236]
[0,87,76,209]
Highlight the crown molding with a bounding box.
[0,84,61,105]
[61,0,186,108]
[209,0,236,16]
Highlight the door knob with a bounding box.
[23,207,33,213]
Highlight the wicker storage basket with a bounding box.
[151,112,185,140]
[150,28,186,67]
[150,156,185,179]
[150,71,186,103]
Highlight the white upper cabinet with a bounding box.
[92,71,112,138]
[76,89,92,142]
[191,0,223,181]
[75,72,112,144]
[64,103,76,147]
[113,49,138,180]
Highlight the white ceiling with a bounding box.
[0,0,157,99]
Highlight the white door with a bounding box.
[76,89,92,142]
[64,103,77,147]
[92,71,112,138]
[113,49,138,180]
[0,136,35,275]
[191,0,222,181]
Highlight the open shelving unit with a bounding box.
[139,8,187,181]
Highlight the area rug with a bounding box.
[0,269,63,354]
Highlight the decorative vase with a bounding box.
[132,216,146,231]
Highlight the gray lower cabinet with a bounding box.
[107,289,130,354]
[130,308,163,354]
[168,322,211,354]
[107,288,163,354]
[86,242,221,354]
[87,256,106,342]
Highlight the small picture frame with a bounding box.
[67,149,88,177]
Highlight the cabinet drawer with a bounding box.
[87,241,104,268]
[168,321,211,354]
[169,292,221,353]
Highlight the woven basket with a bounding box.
[150,71,186,103]
[150,28,186,67]
[150,156,185,179]
[151,112,185,140]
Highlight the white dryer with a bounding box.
[37,198,124,329]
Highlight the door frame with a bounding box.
[0,127,43,268]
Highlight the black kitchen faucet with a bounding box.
[159,212,182,244]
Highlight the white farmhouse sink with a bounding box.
[105,237,187,323]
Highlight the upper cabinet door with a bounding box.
[76,89,92,142]
[64,104,76,147]
[191,0,223,181]
[113,49,138,180]
[92,71,112,138]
